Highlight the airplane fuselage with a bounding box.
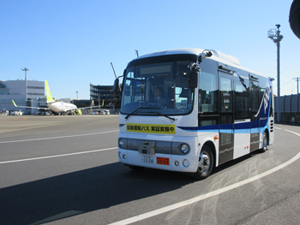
[47,101,77,114]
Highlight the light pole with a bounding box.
[293,77,300,94]
[76,91,78,99]
[268,24,283,122]
[21,67,29,102]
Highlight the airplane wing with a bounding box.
[78,99,105,110]
[12,100,50,111]
[78,105,104,110]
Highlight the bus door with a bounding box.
[249,77,260,151]
[219,72,234,164]
[233,75,250,159]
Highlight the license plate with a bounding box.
[141,156,154,164]
[157,157,170,165]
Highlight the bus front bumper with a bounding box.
[118,148,198,173]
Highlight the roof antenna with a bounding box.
[135,50,139,57]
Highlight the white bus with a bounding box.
[115,48,274,179]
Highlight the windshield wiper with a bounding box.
[147,111,176,121]
[125,107,152,119]
[125,108,176,121]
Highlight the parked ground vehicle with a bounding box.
[11,110,23,116]
[0,110,9,116]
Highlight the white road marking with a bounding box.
[0,147,118,164]
[0,130,119,144]
[109,129,300,225]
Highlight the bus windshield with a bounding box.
[120,61,194,116]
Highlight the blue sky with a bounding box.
[1,0,299,99]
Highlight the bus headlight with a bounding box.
[180,144,190,154]
[119,139,125,148]
[118,138,128,149]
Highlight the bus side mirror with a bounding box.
[188,63,199,89]
[113,78,122,96]
[188,71,198,88]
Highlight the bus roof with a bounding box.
[136,48,268,78]
[138,48,239,65]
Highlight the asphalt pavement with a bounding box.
[0,115,300,225]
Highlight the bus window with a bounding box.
[259,88,265,105]
[198,71,218,126]
[235,81,249,120]
[251,81,259,120]
[199,71,218,113]
[220,77,233,112]
[251,82,259,112]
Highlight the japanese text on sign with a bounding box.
[126,123,176,134]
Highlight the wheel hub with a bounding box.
[199,151,210,172]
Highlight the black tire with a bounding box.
[261,131,268,152]
[194,145,214,180]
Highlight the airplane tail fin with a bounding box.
[45,80,55,102]
[12,100,17,107]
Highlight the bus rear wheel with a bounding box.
[194,145,214,180]
[261,131,268,152]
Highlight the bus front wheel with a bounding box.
[194,145,214,180]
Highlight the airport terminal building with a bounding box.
[0,79,117,115]
[0,80,45,114]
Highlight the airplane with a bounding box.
[12,80,103,115]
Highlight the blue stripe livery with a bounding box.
[178,81,272,134]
